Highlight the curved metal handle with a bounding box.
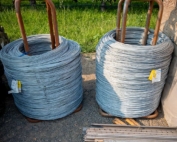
[116,0,163,45]
[143,109,158,119]
[45,0,59,48]
[15,0,59,53]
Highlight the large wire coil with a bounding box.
[0,34,83,120]
[96,27,174,118]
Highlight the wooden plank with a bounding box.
[125,118,140,126]
[113,118,126,125]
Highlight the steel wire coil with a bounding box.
[96,27,174,118]
[0,34,83,120]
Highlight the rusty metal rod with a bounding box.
[45,0,60,47]
[99,108,115,118]
[121,0,131,43]
[46,2,55,49]
[116,0,124,41]
[142,0,154,45]
[152,0,163,45]
[116,0,163,45]
[15,0,30,53]
[15,0,59,53]
[143,110,158,119]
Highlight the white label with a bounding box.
[152,68,161,83]
[10,80,19,93]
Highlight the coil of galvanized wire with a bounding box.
[96,27,174,118]
[0,34,83,120]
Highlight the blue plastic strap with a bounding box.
[19,52,29,57]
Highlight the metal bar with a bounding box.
[86,128,177,136]
[15,0,30,53]
[91,124,177,129]
[85,134,177,139]
[45,0,60,47]
[46,2,55,49]
[116,0,163,45]
[121,0,131,43]
[142,0,154,45]
[143,110,158,119]
[85,122,177,141]
[85,135,177,139]
[86,128,177,135]
[15,0,59,54]
[85,139,176,142]
[152,0,163,45]
[85,134,177,140]
[99,108,115,117]
[116,0,125,41]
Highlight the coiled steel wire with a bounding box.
[96,27,174,118]
[0,34,83,120]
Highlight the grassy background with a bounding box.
[0,1,158,52]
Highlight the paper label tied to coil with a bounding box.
[8,80,22,94]
[148,69,161,83]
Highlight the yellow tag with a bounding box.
[18,81,22,92]
[148,70,156,81]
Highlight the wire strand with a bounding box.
[0,34,83,120]
[96,27,174,118]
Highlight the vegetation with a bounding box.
[0,1,158,52]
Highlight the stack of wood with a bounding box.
[113,118,140,126]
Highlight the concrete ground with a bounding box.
[0,53,168,142]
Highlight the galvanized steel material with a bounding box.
[84,124,177,142]
[96,27,174,118]
[0,35,83,120]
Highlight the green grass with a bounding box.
[0,3,158,52]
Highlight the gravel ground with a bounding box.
[0,53,168,142]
